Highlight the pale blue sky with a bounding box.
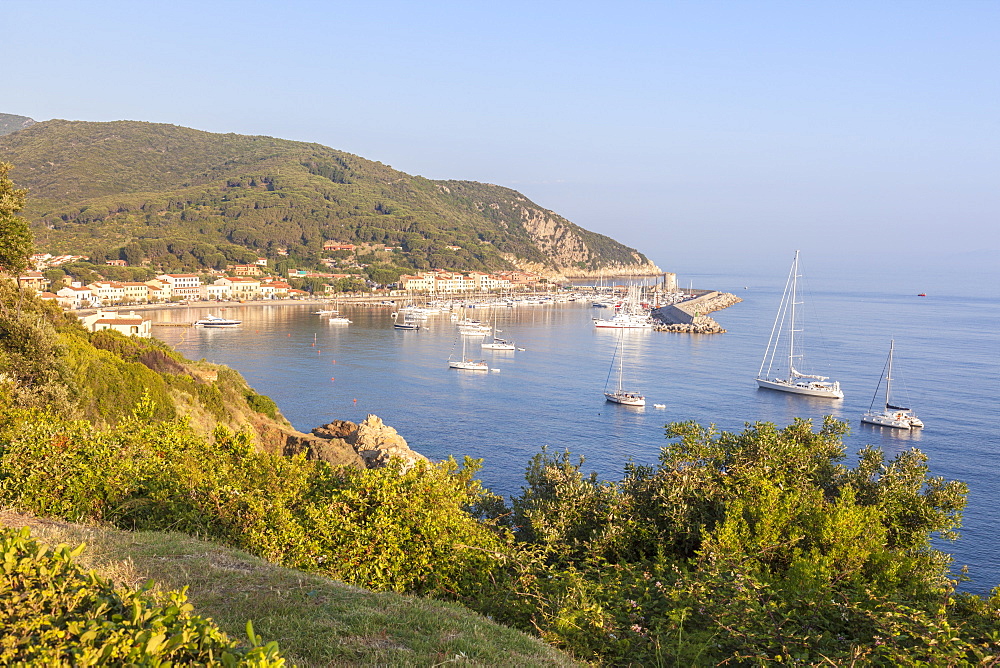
[6,0,999,281]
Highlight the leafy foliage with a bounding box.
[0,526,285,666]
[0,161,33,277]
[475,419,1000,665]
[0,405,507,599]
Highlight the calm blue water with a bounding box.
[150,274,1000,593]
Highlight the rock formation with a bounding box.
[282,414,430,470]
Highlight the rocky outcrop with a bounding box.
[346,414,429,469]
[284,431,365,468]
[508,204,661,279]
[302,414,429,470]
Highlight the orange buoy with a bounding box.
[331,377,335,381]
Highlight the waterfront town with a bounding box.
[16,251,550,311]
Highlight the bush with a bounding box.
[244,390,278,419]
[0,526,284,666]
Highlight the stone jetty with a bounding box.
[651,291,742,334]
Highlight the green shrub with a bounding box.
[0,407,508,599]
[0,526,284,666]
[244,390,278,419]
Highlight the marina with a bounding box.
[146,272,999,594]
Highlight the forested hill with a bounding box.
[0,118,659,277]
[0,113,35,136]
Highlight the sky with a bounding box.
[6,0,999,284]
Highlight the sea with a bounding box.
[148,267,1000,594]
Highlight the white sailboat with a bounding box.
[604,329,645,406]
[756,250,844,399]
[481,300,516,350]
[861,340,923,429]
[448,329,489,371]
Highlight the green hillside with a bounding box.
[0,119,658,276]
[0,113,35,136]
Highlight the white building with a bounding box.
[155,274,202,300]
[55,286,98,309]
[80,310,152,338]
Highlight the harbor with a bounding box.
[142,273,1000,595]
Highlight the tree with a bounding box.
[0,163,32,278]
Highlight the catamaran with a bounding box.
[756,250,843,399]
[604,329,645,406]
[861,340,923,429]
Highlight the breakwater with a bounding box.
[652,291,743,334]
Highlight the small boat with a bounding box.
[449,326,489,371]
[313,309,338,315]
[756,250,843,399]
[917,293,927,297]
[194,314,242,328]
[328,316,352,324]
[393,319,420,330]
[482,338,516,350]
[604,329,645,406]
[861,340,924,429]
[653,403,666,409]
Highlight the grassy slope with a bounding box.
[1,510,578,667]
[0,119,650,272]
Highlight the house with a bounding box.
[145,283,171,303]
[17,271,48,292]
[254,257,269,266]
[322,242,356,251]
[261,280,291,298]
[287,289,309,298]
[155,274,202,300]
[56,286,98,309]
[202,282,232,301]
[230,264,263,277]
[214,277,261,300]
[80,310,152,338]
[105,259,127,267]
[121,282,150,303]
[87,281,127,305]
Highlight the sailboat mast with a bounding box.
[788,250,799,379]
[885,339,894,410]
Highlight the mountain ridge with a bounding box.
[0,117,661,279]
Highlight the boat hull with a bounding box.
[605,391,645,406]
[594,318,653,329]
[449,360,489,371]
[861,411,911,429]
[756,377,844,399]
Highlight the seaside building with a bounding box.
[155,274,202,300]
[80,310,152,338]
[121,282,151,303]
[214,276,261,300]
[55,286,97,309]
[87,281,127,305]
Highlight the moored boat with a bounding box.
[861,340,923,429]
[755,250,843,399]
[195,314,242,328]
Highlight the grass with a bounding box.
[1,510,579,667]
